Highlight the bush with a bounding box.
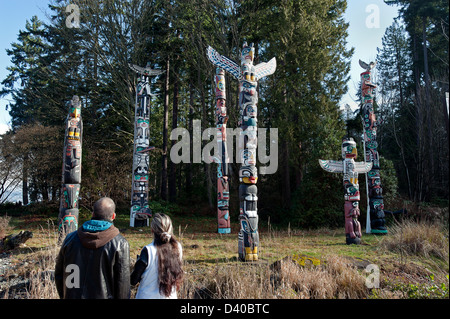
[379,157,399,207]
[287,172,343,229]
[388,274,449,299]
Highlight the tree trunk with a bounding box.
[423,16,434,201]
[443,92,449,141]
[160,59,170,201]
[282,139,291,208]
[295,144,303,190]
[22,155,28,205]
[412,27,424,201]
[186,78,194,194]
[199,68,213,208]
[169,61,179,202]
[281,76,291,208]
[394,35,412,199]
[42,181,49,202]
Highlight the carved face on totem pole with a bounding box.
[239,165,258,184]
[341,137,357,159]
[241,42,255,65]
[341,138,360,201]
[69,97,81,118]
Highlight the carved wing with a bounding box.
[318,159,344,173]
[254,57,277,80]
[206,46,240,80]
[359,59,377,71]
[359,59,369,70]
[129,63,164,76]
[354,161,373,174]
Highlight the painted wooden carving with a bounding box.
[129,63,163,227]
[359,59,387,235]
[319,138,373,244]
[58,96,82,234]
[207,42,276,261]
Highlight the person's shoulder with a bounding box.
[116,232,129,242]
[61,229,79,246]
[112,232,130,249]
[147,241,156,250]
[145,241,157,254]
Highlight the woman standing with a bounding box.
[131,213,183,298]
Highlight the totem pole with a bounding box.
[359,59,387,234]
[129,63,163,227]
[58,95,82,235]
[319,138,373,244]
[213,68,231,234]
[207,42,276,261]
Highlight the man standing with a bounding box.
[55,197,130,299]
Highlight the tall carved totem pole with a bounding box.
[129,63,163,227]
[58,95,83,234]
[213,68,231,234]
[207,42,276,261]
[359,59,387,235]
[319,138,373,244]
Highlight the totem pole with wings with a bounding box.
[319,138,373,244]
[359,59,387,235]
[207,43,276,261]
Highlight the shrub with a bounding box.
[379,157,399,207]
[388,274,449,299]
[288,173,342,229]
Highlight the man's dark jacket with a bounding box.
[55,222,130,299]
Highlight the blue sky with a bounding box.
[342,0,400,111]
[0,0,50,133]
[0,0,400,134]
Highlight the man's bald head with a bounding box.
[92,197,116,221]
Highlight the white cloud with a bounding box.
[0,123,10,135]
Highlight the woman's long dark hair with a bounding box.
[151,213,183,297]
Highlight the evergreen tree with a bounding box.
[385,0,449,201]
[376,20,415,199]
[0,0,364,228]
[0,16,49,128]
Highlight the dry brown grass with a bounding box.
[380,219,449,260]
[1,220,60,299]
[10,239,371,299]
[178,254,370,299]
[25,226,60,299]
[2,216,448,299]
[180,261,275,299]
[0,215,12,239]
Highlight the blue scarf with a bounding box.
[82,219,113,233]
